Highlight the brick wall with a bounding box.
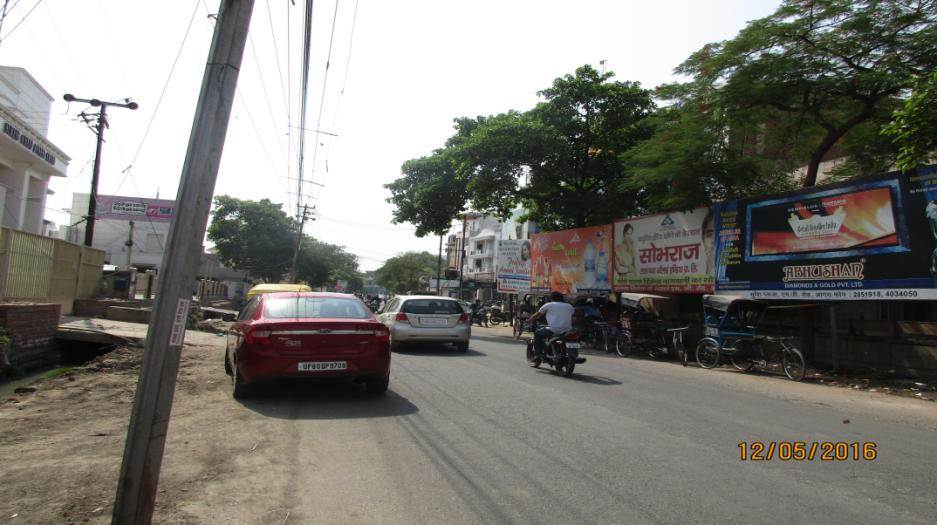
[0,302,61,372]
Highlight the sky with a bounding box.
[0,0,781,271]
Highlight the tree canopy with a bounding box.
[207,196,361,288]
[883,71,937,171]
[386,65,655,233]
[668,0,937,188]
[373,251,442,294]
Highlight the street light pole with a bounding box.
[63,94,138,247]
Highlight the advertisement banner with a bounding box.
[95,195,175,222]
[530,225,613,295]
[714,167,937,300]
[496,239,531,293]
[613,208,715,293]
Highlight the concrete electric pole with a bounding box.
[289,204,313,283]
[111,1,255,523]
[62,94,138,247]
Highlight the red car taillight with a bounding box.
[245,328,272,345]
[457,313,469,324]
[395,312,410,324]
[564,332,579,342]
[374,326,390,343]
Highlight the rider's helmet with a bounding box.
[550,291,564,302]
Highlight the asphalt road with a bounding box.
[176,329,936,525]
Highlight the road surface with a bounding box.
[2,328,935,524]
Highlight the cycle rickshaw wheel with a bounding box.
[695,339,720,369]
[782,347,806,381]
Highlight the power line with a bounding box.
[247,32,289,168]
[0,0,40,44]
[264,0,289,122]
[114,0,201,196]
[296,0,315,217]
[97,0,132,95]
[42,1,90,91]
[306,0,340,199]
[330,0,358,130]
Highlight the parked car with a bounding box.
[225,292,391,398]
[245,283,313,301]
[376,295,471,352]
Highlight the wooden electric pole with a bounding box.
[62,94,138,247]
[124,220,135,270]
[111,2,254,523]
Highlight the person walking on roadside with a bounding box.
[525,291,574,359]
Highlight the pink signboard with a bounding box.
[94,195,175,223]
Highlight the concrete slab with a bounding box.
[57,316,226,347]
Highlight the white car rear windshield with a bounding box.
[402,299,462,315]
[264,297,371,319]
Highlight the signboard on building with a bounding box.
[613,207,714,293]
[496,239,531,293]
[530,225,613,295]
[95,195,175,222]
[714,167,937,300]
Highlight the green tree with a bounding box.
[674,0,937,187]
[883,71,937,171]
[374,251,442,294]
[386,65,655,233]
[207,196,296,282]
[298,238,363,290]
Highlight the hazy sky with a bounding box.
[0,0,780,271]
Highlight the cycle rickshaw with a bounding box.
[695,295,807,381]
[614,293,689,363]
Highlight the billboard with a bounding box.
[714,167,937,300]
[613,207,714,293]
[496,239,531,293]
[95,195,175,222]
[530,225,613,295]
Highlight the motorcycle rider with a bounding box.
[526,291,574,359]
[471,299,488,327]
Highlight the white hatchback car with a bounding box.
[377,295,471,352]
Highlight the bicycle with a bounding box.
[726,335,807,381]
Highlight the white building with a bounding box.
[0,66,70,235]
[66,192,173,270]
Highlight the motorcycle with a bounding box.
[525,327,586,377]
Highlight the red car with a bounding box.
[225,292,391,398]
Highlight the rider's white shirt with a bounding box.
[539,302,574,333]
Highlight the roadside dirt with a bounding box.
[0,339,241,524]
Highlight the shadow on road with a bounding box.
[471,334,523,345]
[531,368,623,386]
[236,379,419,420]
[395,343,487,357]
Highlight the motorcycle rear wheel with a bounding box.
[554,359,575,377]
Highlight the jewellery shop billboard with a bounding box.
[613,207,715,293]
[530,225,613,295]
[713,166,937,300]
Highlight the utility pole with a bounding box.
[457,215,467,300]
[436,234,442,295]
[63,94,138,247]
[124,220,135,270]
[111,2,254,523]
[289,204,312,283]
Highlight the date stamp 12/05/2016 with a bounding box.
[738,441,877,462]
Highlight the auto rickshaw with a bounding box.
[695,294,807,381]
[614,293,689,363]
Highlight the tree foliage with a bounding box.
[373,251,442,294]
[672,0,937,187]
[883,71,937,171]
[386,65,655,233]
[207,196,361,288]
[207,196,296,282]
